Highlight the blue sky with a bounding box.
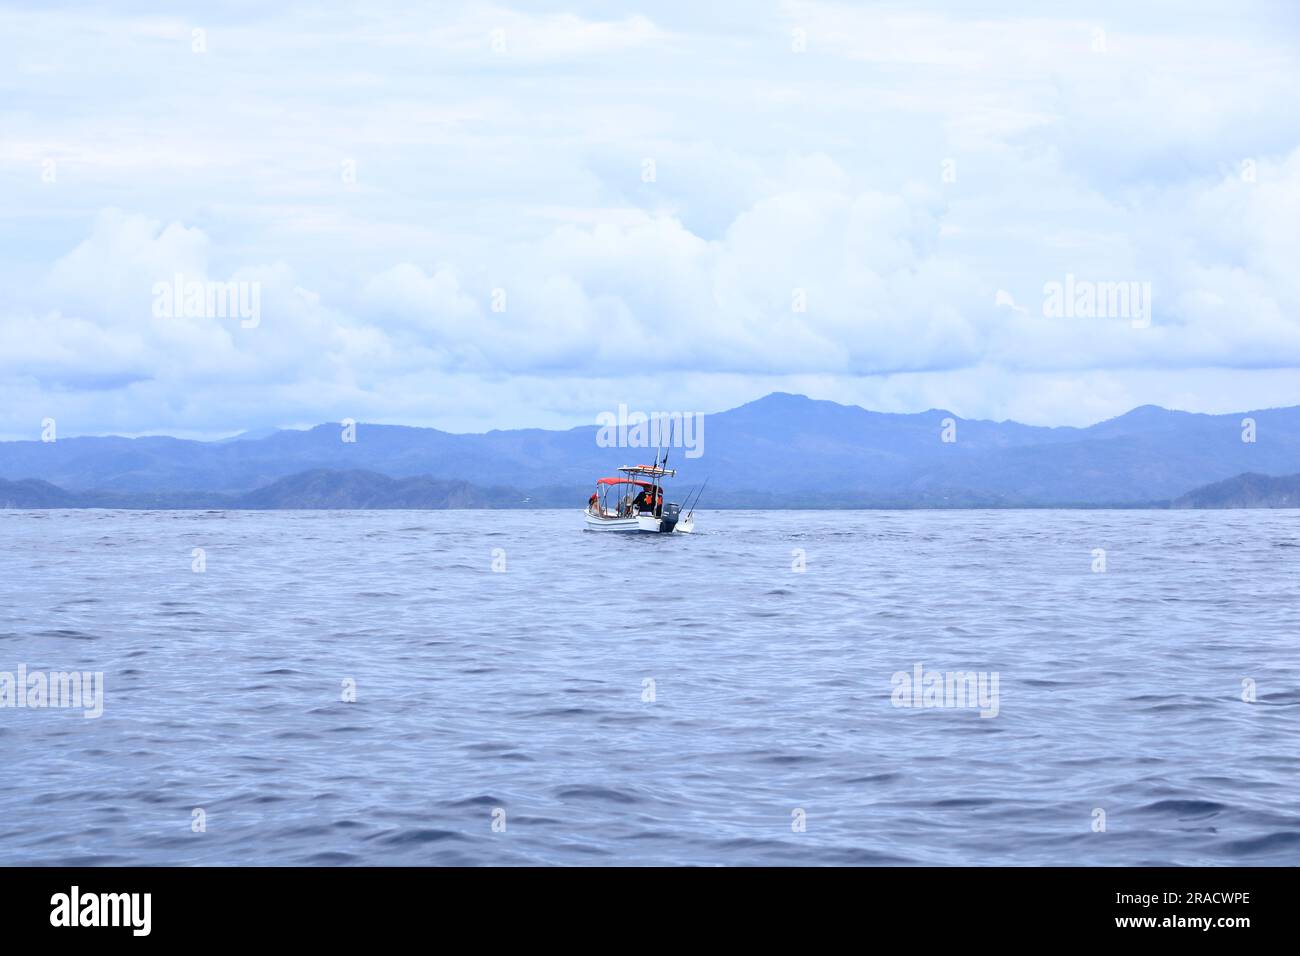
[2,0,1299,438]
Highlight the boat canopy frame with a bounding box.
[617,464,676,479]
[589,475,665,519]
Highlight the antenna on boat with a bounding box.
[657,419,673,514]
[649,419,662,511]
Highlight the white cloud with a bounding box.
[1,0,1298,437]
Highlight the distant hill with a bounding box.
[1172,472,1300,509]
[0,470,542,510]
[235,469,537,509]
[3,393,1300,507]
[0,477,80,509]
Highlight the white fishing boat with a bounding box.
[584,462,699,534]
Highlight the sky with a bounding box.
[2,0,1299,438]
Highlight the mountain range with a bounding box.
[3,393,1300,508]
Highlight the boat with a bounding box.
[584,463,698,533]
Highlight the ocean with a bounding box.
[1,508,1297,865]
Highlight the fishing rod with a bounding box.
[685,476,709,519]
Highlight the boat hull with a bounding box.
[584,510,694,533]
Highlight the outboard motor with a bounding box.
[658,501,681,532]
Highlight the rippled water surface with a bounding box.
[1,508,1298,866]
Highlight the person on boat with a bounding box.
[632,488,649,512]
[588,491,599,515]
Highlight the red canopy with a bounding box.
[596,477,655,488]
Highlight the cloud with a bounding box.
[423,8,668,61]
[1,1,1298,437]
